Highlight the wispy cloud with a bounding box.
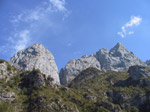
[128,31,134,35]
[118,16,142,38]
[1,0,69,56]
[8,30,30,52]
[49,0,67,11]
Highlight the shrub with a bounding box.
[1,70,3,75]
[0,59,5,63]
[7,65,12,71]
[130,106,139,112]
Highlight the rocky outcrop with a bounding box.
[68,67,102,88]
[21,69,56,88]
[146,60,150,66]
[128,65,150,81]
[127,65,150,86]
[28,95,79,112]
[60,42,145,85]
[0,91,16,103]
[0,59,17,81]
[9,44,60,84]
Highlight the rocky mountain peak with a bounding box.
[109,42,128,57]
[114,42,124,49]
[9,44,60,85]
[60,42,145,85]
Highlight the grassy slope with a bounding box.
[0,64,150,112]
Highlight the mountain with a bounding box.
[60,42,145,85]
[9,44,60,84]
[0,42,150,112]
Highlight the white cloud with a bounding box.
[49,0,66,11]
[128,31,134,35]
[8,30,30,52]
[14,30,30,52]
[2,0,69,56]
[118,16,142,38]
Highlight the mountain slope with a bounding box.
[0,58,150,112]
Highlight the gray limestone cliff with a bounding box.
[9,44,60,84]
[95,43,145,71]
[60,55,101,85]
[60,42,145,85]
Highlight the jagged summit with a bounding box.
[114,42,124,48]
[109,42,128,56]
[9,43,60,85]
[60,42,145,85]
[110,42,126,51]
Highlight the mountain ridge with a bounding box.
[0,42,150,112]
[60,42,146,85]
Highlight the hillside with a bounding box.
[0,59,150,112]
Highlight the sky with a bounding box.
[0,0,150,70]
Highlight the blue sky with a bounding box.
[0,0,150,70]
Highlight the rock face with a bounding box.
[21,69,57,88]
[146,60,150,66]
[95,43,145,71]
[60,42,145,85]
[9,44,60,84]
[0,59,17,81]
[68,67,102,88]
[60,55,101,85]
[128,65,150,81]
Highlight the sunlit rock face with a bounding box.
[95,42,145,71]
[60,42,145,85]
[9,44,60,85]
[59,55,101,85]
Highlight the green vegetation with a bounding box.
[0,59,5,63]
[0,66,150,112]
[0,103,15,112]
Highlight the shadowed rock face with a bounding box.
[146,60,150,66]
[68,67,102,88]
[60,42,145,85]
[9,44,60,85]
